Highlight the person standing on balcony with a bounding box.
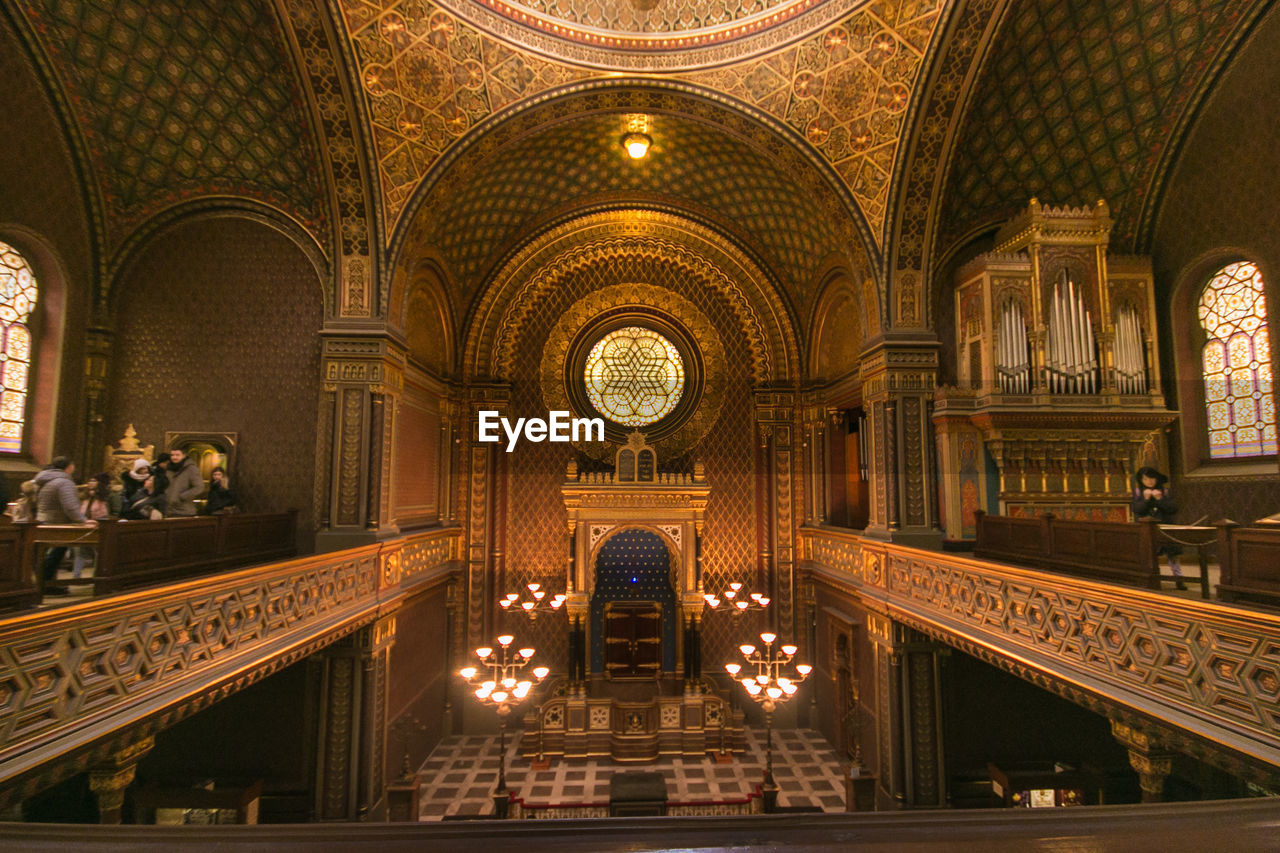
[164,448,204,517]
[34,456,90,595]
[1131,466,1185,590]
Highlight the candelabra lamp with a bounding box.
[702,582,770,615]
[725,632,811,812]
[458,634,550,818]
[500,583,567,619]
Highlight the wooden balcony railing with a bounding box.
[971,510,1215,598]
[1217,521,1280,608]
[0,526,462,791]
[798,525,1280,778]
[29,511,299,595]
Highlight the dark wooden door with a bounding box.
[604,602,662,679]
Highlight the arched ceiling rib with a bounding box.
[390,85,875,328]
[13,1,328,251]
[937,0,1271,262]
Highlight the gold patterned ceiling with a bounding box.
[422,0,873,70]
[340,0,945,246]
[394,97,858,313]
[6,0,1273,326]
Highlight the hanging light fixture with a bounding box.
[623,113,651,159]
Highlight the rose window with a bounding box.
[584,326,685,426]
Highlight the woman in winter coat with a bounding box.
[1131,466,1185,589]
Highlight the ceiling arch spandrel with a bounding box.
[939,0,1268,258]
[15,1,327,249]
[337,0,946,243]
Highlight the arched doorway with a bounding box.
[589,529,678,677]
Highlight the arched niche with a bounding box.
[400,257,456,378]
[809,267,865,383]
[106,212,325,549]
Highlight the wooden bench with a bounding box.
[0,522,38,610]
[33,511,298,594]
[1216,521,1280,608]
[974,511,1213,598]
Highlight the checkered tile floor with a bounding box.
[417,727,847,820]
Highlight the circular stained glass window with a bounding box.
[584,326,685,426]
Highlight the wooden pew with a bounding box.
[33,511,298,594]
[974,511,1213,597]
[0,521,39,610]
[1216,522,1280,608]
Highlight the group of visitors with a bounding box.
[14,450,239,595]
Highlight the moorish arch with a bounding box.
[385,79,879,342]
[464,208,800,385]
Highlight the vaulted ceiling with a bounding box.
[937,0,1272,261]
[13,1,327,248]
[6,0,1275,324]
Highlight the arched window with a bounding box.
[1198,261,1275,459]
[0,243,38,454]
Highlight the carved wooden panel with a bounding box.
[801,528,1280,773]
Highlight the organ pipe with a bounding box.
[1114,304,1147,394]
[996,301,1030,393]
[1046,270,1097,394]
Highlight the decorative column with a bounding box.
[315,616,397,821]
[756,389,798,637]
[87,735,154,824]
[867,617,947,808]
[860,333,942,548]
[463,384,509,653]
[316,333,405,551]
[80,326,114,474]
[1111,720,1174,803]
[801,392,827,526]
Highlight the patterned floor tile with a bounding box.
[417,727,847,820]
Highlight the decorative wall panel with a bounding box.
[499,252,758,674]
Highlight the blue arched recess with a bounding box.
[589,529,677,674]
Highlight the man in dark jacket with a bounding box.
[33,456,91,595]
[163,449,204,517]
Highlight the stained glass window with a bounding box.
[0,243,37,453]
[1198,261,1275,459]
[584,326,684,426]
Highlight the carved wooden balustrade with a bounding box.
[0,526,463,802]
[799,525,1280,784]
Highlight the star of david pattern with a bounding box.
[585,327,685,427]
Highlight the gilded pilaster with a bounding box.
[316,333,406,551]
[87,735,153,825]
[756,389,798,638]
[81,327,113,474]
[315,618,397,821]
[860,334,942,547]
